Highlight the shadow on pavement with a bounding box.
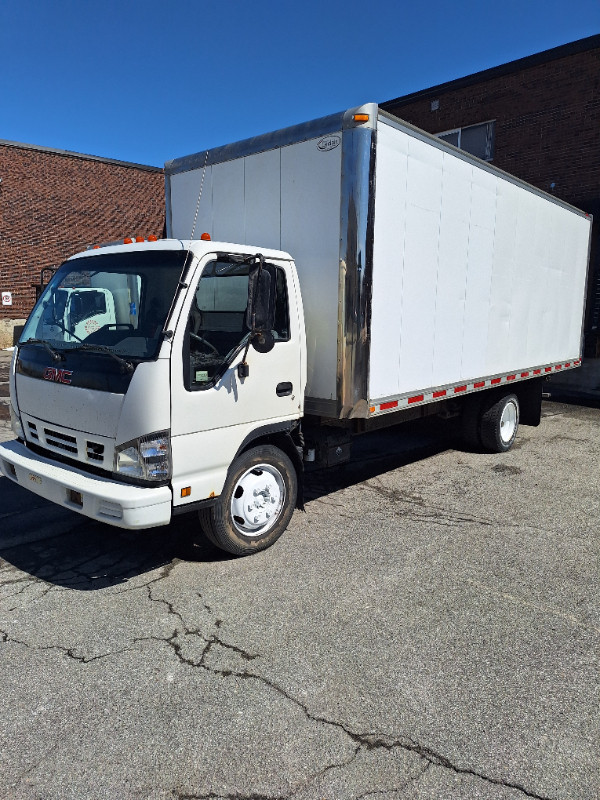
[304,417,456,502]
[0,417,455,590]
[0,480,231,591]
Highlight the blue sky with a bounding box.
[1,0,599,167]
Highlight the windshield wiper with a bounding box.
[67,343,134,373]
[22,338,64,362]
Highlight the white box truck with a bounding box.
[0,104,592,555]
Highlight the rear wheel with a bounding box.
[480,393,520,452]
[199,445,297,556]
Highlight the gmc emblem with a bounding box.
[43,367,73,385]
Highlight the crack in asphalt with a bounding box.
[12,742,61,792]
[354,761,432,799]
[0,626,135,663]
[0,552,560,800]
[176,793,283,800]
[172,745,363,800]
[141,585,556,800]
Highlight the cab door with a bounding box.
[169,255,304,504]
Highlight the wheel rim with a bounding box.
[500,400,518,444]
[230,463,286,537]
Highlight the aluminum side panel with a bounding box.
[243,149,282,251]
[280,139,342,402]
[168,166,214,240]
[369,120,590,399]
[212,160,245,244]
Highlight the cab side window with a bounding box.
[186,260,290,390]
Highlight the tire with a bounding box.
[198,445,297,556]
[480,393,519,453]
[461,396,483,449]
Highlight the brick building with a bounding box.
[0,142,164,347]
[381,34,600,394]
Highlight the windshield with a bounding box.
[21,250,187,360]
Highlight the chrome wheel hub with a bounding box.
[500,401,518,444]
[230,463,285,537]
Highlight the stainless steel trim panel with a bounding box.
[166,112,345,176]
[337,126,376,419]
[164,104,378,176]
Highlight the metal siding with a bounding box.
[168,167,214,240]
[212,160,245,244]
[369,125,407,398]
[431,155,472,384]
[280,138,342,402]
[460,167,497,378]
[244,149,282,250]
[370,118,590,402]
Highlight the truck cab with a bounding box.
[0,238,306,554]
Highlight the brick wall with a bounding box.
[382,39,600,355]
[382,48,600,210]
[0,144,164,325]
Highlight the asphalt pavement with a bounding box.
[0,347,598,799]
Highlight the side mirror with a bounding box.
[246,262,276,353]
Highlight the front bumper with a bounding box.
[0,440,172,529]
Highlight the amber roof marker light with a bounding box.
[353,114,370,122]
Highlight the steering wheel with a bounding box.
[190,331,219,355]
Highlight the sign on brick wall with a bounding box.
[1,292,12,306]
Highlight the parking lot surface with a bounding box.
[0,346,598,800]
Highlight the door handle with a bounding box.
[276,382,293,397]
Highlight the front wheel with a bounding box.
[480,393,520,452]
[198,445,297,555]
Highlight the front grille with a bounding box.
[86,441,105,463]
[26,440,111,478]
[27,422,39,441]
[44,427,78,455]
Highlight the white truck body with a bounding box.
[166,103,591,419]
[0,104,592,554]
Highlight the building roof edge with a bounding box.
[0,139,163,172]
[381,33,600,109]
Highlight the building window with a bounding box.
[437,121,495,161]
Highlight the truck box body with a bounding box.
[165,103,591,420]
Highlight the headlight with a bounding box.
[114,430,171,482]
[10,405,25,440]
